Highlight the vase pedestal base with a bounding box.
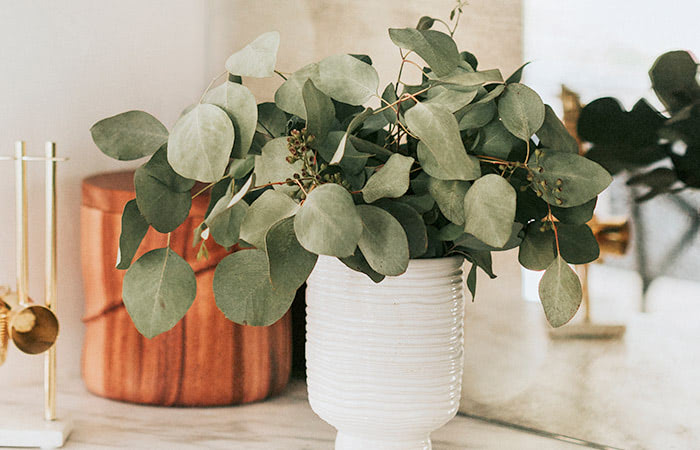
[0,414,72,448]
[335,431,431,450]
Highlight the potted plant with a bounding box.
[91,4,610,447]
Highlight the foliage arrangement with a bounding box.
[579,50,699,201]
[91,6,611,338]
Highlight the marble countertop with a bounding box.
[1,378,586,450]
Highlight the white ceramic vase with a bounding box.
[306,255,465,450]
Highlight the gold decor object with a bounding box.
[549,88,629,340]
[0,141,72,447]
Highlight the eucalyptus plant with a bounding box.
[91,6,611,338]
[579,50,699,201]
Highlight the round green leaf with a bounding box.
[253,137,303,194]
[536,105,578,153]
[91,110,168,161]
[203,81,257,159]
[389,28,459,77]
[356,205,409,276]
[265,216,318,292]
[294,184,362,257]
[427,177,470,225]
[458,101,496,130]
[649,50,700,113]
[116,200,149,270]
[225,31,280,78]
[274,63,320,118]
[463,174,516,248]
[538,255,582,327]
[315,54,379,105]
[340,250,385,283]
[557,223,600,264]
[532,150,612,207]
[375,200,428,258]
[240,189,299,249]
[498,83,545,141]
[257,102,288,138]
[213,249,295,326]
[207,199,249,248]
[134,149,192,233]
[362,154,414,203]
[518,224,556,271]
[167,104,234,182]
[406,102,481,181]
[473,119,520,159]
[551,197,596,224]
[123,248,196,338]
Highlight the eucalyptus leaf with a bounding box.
[518,224,556,271]
[538,255,582,328]
[206,199,249,248]
[123,248,196,338]
[91,110,168,161]
[356,205,409,276]
[294,184,362,257]
[397,193,435,213]
[463,174,516,247]
[532,150,612,207]
[435,68,503,87]
[302,79,335,144]
[315,54,379,105]
[649,50,700,113]
[134,149,192,233]
[425,86,479,113]
[381,83,399,124]
[349,135,394,159]
[254,137,303,194]
[374,200,428,258]
[340,249,385,283]
[257,102,288,138]
[455,222,523,252]
[316,131,370,174]
[466,263,477,300]
[557,223,600,264]
[227,154,256,179]
[116,200,149,270]
[536,105,578,154]
[405,102,480,181]
[427,177,470,225]
[275,63,320,118]
[552,197,596,224]
[498,83,545,141]
[436,222,464,241]
[265,216,318,292]
[331,108,373,165]
[473,119,520,159]
[362,153,414,203]
[240,189,299,249]
[388,28,459,77]
[475,84,505,104]
[168,104,234,182]
[505,62,530,84]
[203,81,257,158]
[225,31,280,78]
[416,16,435,30]
[213,249,295,326]
[458,101,496,130]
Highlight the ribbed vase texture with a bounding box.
[306,256,465,450]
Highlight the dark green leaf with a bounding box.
[557,223,599,264]
[123,248,196,338]
[116,200,149,270]
[227,155,256,179]
[518,224,555,271]
[458,101,496,130]
[505,62,530,84]
[466,263,477,300]
[331,108,373,165]
[206,198,249,248]
[551,197,596,224]
[91,111,168,161]
[473,119,520,159]
[434,68,503,87]
[649,50,700,113]
[275,63,320,117]
[257,102,288,138]
[381,83,399,124]
[214,249,295,326]
[340,249,385,283]
[265,216,318,292]
[538,255,582,327]
[317,132,370,174]
[416,16,435,30]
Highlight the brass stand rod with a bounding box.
[44,142,57,421]
[14,142,28,306]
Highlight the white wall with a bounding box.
[0,0,228,384]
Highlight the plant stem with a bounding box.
[547,204,561,255]
[274,70,288,81]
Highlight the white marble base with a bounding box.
[0,415,72,449]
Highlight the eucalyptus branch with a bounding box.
[546,204,561,255]
[274,69,288,81]
[199,71,228,103]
